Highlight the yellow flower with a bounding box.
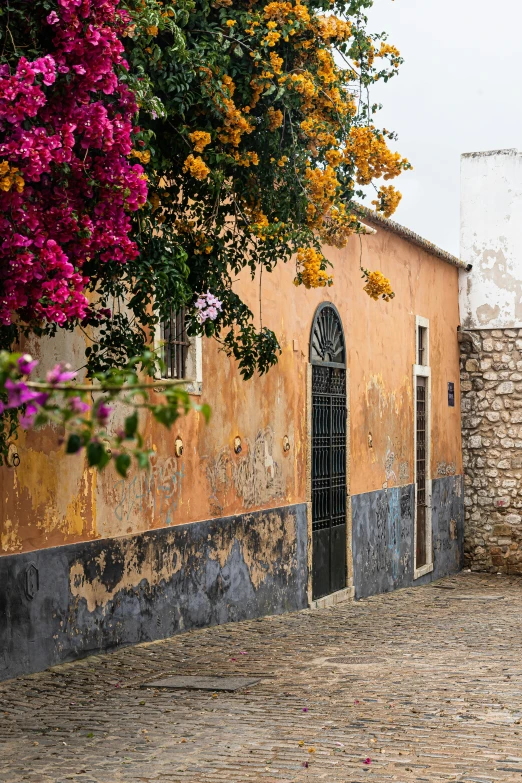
[183,154,211,181]
[225,19,236,27]
[130,149,151,164]
[0,160,25,193]
[267,107,283,130]
[188,130,212,153]
[363,270,394,302]
[372,185,402,218]
[295,247,332,289]
[269,51,283,74]
[262,30,281,47]
[145,25,158,36]
[347,126,410,186]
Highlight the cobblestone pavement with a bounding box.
[3,572,522,782]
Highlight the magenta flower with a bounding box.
[96,402,111,426]
[5,378,37,408]
[363,758,371,765]
[46,364,77,385]
[17,354,38,375]
[69,396,89,415]
[19,403,40,429]
[0,0,146,332]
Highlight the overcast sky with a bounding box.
[365,0,522,256]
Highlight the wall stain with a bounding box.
[110,457,184,527]
[69,506,299,613]
[0,519,22,553]
[437,461,456,477]
[205,427,284,516]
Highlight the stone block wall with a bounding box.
[460,328,522,572]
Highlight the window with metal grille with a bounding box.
[418,325,428,365]
[161,306,190,379]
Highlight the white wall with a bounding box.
[459,148,522,330]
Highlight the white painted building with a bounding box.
[460,148,522,329]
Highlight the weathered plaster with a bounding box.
[352,476,464,599]
[459,149,522,329]
[1,208,463,623]
[0,504,308,680]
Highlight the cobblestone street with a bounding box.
[3,573,522,782]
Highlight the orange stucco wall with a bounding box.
[0,224,463,556]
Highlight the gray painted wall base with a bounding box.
[352,476,464,599]
[0,504,308,681]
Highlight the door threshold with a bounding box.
[309,586,354,610]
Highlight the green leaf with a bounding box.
[87,442,111,470]
[116,453,131,478]
[136,451,150,470]
[66,434,82,454]
[124,411,139,438]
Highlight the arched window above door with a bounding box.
[310,302,346,367]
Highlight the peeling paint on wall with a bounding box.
[460,149,522,328]
[437,461,457,477]
[0,504,308,680]
[205,427,284,516]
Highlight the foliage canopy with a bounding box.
[0,0,409,386]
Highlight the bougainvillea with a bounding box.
[0,0,409,465]
[0,0,146,334]
[0,350,208,474]
[117,0,410,379]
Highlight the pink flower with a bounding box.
[194,291,223,324]
[18,354,38,375]
[0,0,146,332]
[96,401,111,425]
[5,378,37,408]
[69,396,89,414]
[20,403,40,429]
[363,758,371,765]
[47,364,77,384]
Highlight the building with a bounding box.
[459,148,522,573]
[0,209,466,680]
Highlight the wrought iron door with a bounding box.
[416,377,428,568]
[310,304,347,600]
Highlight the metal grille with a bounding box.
[416,378,427,568]
[161,307,190,379]
[418,326,426,365]
[312,365,347,531]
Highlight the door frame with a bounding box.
[306,303,353,605]
[413,315,433,579]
